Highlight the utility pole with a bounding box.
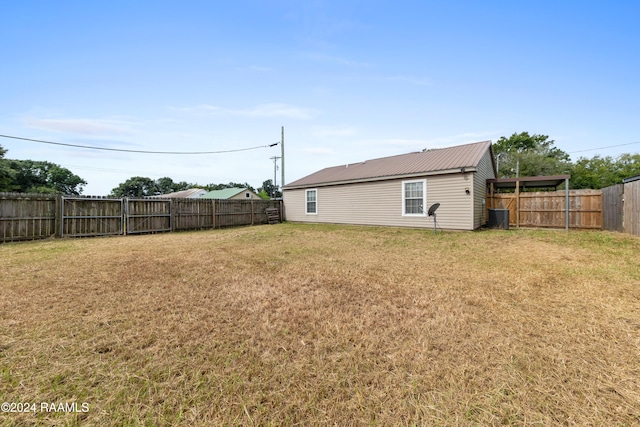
[270,156,281,198]
[281,126,285,190]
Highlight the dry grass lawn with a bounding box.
[1,223,639,426]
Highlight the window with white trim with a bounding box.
[305,189,318,214]
[402,179,427,216]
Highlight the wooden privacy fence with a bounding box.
[597,181,640,237]
[623,179,640,236]
[0,193,282,243]
[0,193,58,242]
[488,189,602,229]
[62,197,124,237]
[602,184,624,232]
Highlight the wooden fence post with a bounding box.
[212,200,216,229]
[55,195,62,238]
[515,180,520,228]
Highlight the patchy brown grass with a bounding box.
[1,224,639,426]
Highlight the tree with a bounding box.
[258,179,281,198]
[6,159,87,194]
[493,132,571,178]
[571,153,640,189]
[110,176,159,197]
[0,144,16,192]
[203,182,257,192]
[155,177,192,194]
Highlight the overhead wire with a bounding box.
[0,133,279,154]
[568,141,640,154]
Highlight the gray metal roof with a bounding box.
[284,140,493,189]
[155,188,206,198]
[487,175,571,189]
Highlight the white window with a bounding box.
[402,179,427,216]
[305,189,318,215]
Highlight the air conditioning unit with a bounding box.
[488,209,509,230]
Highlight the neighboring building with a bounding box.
[200,187,262,200]
[282,140,496,230]
[622,175,640,184]
[157,188,207,198]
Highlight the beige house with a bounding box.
[282,141,496,230]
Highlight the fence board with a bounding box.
[0,192,57,242]
[62,197,124,237]
[172,199,214,231]
[624,180,640,236]
[602,184,624,232]
[1,196,282,243]
[126,199,171,234]
[489,190,602,229]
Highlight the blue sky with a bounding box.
[1,1,639,195]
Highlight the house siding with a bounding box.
[229,191,262,200]
[284,172,476,230]
[473,149,496,228]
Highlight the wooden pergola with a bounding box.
[487,175,571,230]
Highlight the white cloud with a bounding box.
[357,138,434,150]
[171,103,319,120]
[420,131,500,147]
[311,126,358,138]
[23,117,133,135]
[302,146,336,155]
[238,103,317,119]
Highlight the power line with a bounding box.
[0,133,279,154]
[568,141,640,154]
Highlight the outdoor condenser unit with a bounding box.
[488,208,509,230]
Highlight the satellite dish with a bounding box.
[427,203,440,235]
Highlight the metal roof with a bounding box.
[284,140,493,189]
[158,188,206,198]
[487,175,570,189]
[623,175,640,184]
[200,188,248,199]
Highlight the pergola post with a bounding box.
[565,178,569,230]
[515,179,520,228]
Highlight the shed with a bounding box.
[200,187,262,200]
[282,141,496,230]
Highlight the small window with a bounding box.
[245,192,250,198]
[402,179,426,216]
[305,189,317,215]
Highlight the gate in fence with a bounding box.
[126,199,172,234]
[61,197,124,238]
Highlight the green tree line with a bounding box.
[108,176,280,199]
[0,144,87,194]
[493,132,640,189]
